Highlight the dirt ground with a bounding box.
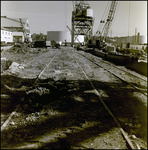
[1,46,147,149]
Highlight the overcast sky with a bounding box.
[1,1,147,37]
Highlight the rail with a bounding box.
[1,52,57,131]
[77,52,147,96]
[73,55,135,149]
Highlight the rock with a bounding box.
[1,94,10,99]
[8,62,24,74]
[9,62,19,69]
[131,135,136,139]
[10,121,15,125]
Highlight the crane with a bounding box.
[87,1,118,49]
[96,1,118,41]
[71,1,94,46]
[1,16,29,43]
[66,26,81,44]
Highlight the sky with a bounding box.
[1,1,147,37]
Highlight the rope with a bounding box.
[96,1,111,36]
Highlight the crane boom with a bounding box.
[1,16,24,23]
[86,1,118,49]
[1,16,28,42]
[19,18,26,37]
[95,1,118,40]
[101,1,118,40]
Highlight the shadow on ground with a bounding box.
[1,74,147,148]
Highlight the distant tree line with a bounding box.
[31,33,47,42]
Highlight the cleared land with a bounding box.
[1,46,147,149]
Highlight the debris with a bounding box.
[26,87,50,96]
[131,135,136,139]
[103,139,108,144]
[136,143,141,149]
[4,84,29,92]
[8,62,24,74]
[26,112,40,122]
[1,94,10,99]
[10,121,15,125]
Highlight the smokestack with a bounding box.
[135,28,137,44]
[137,32,140,44]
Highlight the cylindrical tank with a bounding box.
[140,35,147,44]
[86,9,93,17]
[47,31,71,43]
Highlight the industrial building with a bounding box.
[1,27,13,43]
[113,34,147,45]
[1,16,32,43]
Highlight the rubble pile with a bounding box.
[6,44,48,54]
[7,44,30,54]
[20,87,50,112]
[7,62,24,75]
[26,87,50,96]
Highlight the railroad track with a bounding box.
[1,52,57,132]
[1,48,145,149]
[77,52,147,96]
[91,53,147,82]
[72,54,141,149]
[22,51,49,66]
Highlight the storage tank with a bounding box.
[86,9,93,17]
[140,35,147,44]
[47,31,71,44]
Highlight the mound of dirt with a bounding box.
[7,44,48,54]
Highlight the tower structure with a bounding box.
[71,1,94,46]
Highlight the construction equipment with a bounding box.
[51,40,60,49]
[66,26,81,44]
[87,1,118,50]
[1,16,30,43]
[19,18,29,43]
[96,1,118,41]
[71,1,94,46]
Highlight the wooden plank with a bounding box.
[1,105,19,131]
